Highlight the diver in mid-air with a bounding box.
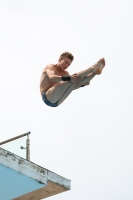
[40,52,105,107]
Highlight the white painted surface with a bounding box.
[0,147,47,185]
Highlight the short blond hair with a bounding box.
[59,52,74,62]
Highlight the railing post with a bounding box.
[26,135,30,161]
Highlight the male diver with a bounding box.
[40,52,105,107]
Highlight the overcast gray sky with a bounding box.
[0,0,133,199]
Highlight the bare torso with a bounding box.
[40,64,68,95]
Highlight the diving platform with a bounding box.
[0,146,70,200]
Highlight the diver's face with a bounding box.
[59,57,72,70]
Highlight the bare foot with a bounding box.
[94,58,105,75]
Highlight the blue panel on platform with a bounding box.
[0,164,46,200]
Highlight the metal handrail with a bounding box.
[0,131,31,160]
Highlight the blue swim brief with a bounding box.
[42,92,58,107]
